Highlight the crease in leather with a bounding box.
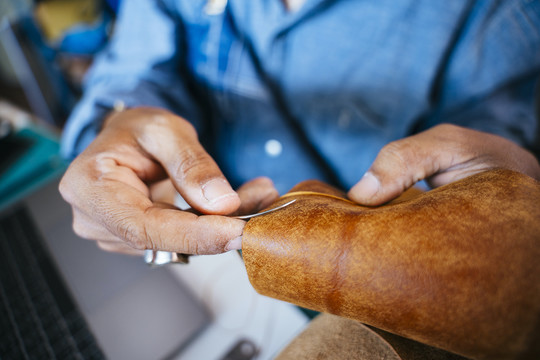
[243,169,540,360]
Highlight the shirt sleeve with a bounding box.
[418,0,540,154]
[60,0,200,159]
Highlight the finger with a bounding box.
[88,178,245,254]
[347,124,475,206]
[149,179,178,204]
[234,177,280,216]
[60,140,244,254]
[72,207,122,242]
[130,110,241,215]
[348,124,540,206]
[69,173,179,244]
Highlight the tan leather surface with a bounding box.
[275,313,403,360]
[243,169,540,360]
[275,313,468,360]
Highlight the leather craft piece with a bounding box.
[275,313,468,360]
[243,169,540,360]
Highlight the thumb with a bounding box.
[143,121,240,214]
[347,125,462,206]
[110,107,241,215]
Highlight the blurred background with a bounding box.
[0,1,309,359]
[1,0,114,128]
[0,0,114,208]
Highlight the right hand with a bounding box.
[348,124,540,206]
[59,107,245,255]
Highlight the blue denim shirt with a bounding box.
[61,0,540,193]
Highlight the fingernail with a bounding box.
[225,236,242,251]
[353,172,380,199]
[202,178,236,204]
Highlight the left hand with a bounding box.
[150,176,279,217]
[145,176,279,253]
[348,124,540,206]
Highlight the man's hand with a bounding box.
[59,107,245,255]
[348,124,540,206]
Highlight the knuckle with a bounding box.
[187,217,224,255]
[147,114,196,138]
[124,232,147,251]
[124,229,148,250]
[113,217,148,250]
[171,217,199,254]
[178,120,197,138]
[433,123,456,133]
[180,227,198,255]
[380,140,429,184]
[140,214,159,251]
[176,148,215,182]
[118,210,163,251]
[431,123,464,143]
[252,176,275,188]
[380,141,412,171]
[180,235,196,255]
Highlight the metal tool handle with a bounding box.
[144,250,190,266]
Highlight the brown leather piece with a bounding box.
[275,313,403,360]
[275,313,468,360]
[243,169,540,360]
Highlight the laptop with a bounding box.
[15,178,210,359]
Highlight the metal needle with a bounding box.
[144,199,297,266]
[233,199,296,220]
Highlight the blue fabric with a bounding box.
[61,0,540,193]
[58,14,110,55]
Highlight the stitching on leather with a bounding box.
[280,191,356,204]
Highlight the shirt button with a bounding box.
[265,139,282,157]
[204,0,227,15]
[113,99,126,112]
